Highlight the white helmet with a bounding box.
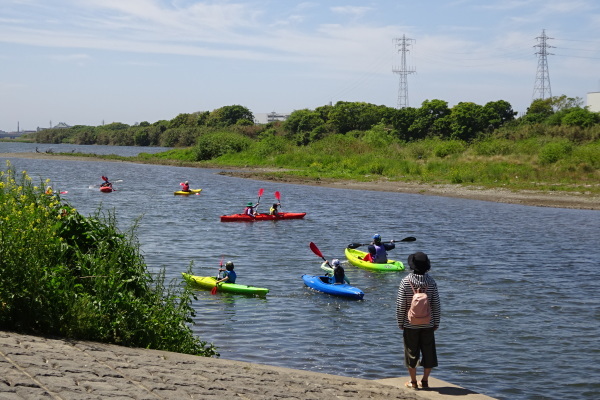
[332,259,340,267]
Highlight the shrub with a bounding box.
[195,131,252,161]
[538,140,573,165]
[433,140,466,158]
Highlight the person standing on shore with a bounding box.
[395,251,441,390]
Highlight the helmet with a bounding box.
[373,234,381,242]
[225,261,234,270]
[185,181,189,184]
[332,259,340,267]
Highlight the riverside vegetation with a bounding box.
[27,96,600,194]
[0,162,218,357]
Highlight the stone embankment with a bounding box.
[0,331,496,400]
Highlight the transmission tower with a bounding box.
[532,29,554,100]
[392,35,416,108]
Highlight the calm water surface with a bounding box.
[2,143,599,400]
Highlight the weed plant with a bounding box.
[0,162,217,356]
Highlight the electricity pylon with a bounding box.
[393,35,416,108]
[532,29,554,100]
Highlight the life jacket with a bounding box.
[269,206,278,215]
[182,183,190,191]
[224,270,237,284]
[372,244,388,263]
[333,266,345,284]
[244,207,254,216]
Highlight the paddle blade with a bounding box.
[400,236,417,242]
[258,188,264,197]
[211,286,217,295]
[60,191,68,194]
[274,191,281,201]
[309,242,324,258]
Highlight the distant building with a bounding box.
[266,112,290,123]
[37,122,71,131]
[587,92,600,112]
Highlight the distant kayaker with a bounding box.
[100,176,112,188]
[244,201,259,217]
[181,181,190,192]
[330,259,350,285]
[45,186,53,195]
[367,234,395,263]
[269,202,281,216]
[217,261,237,284]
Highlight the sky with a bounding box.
[1,0,600,132]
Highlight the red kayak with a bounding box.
[100,186,113,193]
[220,212,306,222]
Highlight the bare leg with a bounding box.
[406,367,418,389]
[420,368,432,388]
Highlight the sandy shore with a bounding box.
[3,152,599,210]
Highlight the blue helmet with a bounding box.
[373,234,381,240]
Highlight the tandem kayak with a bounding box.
[220,212,306,222]
[174,189,202,195]
[302,274,364,300]
[100,186,113,193]
[344,247,405,272]
[182,273,269,296]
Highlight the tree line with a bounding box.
[27,95,599,149]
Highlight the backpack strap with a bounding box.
[409,280,427,294]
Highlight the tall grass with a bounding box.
[0,162,217,356]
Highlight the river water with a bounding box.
[1,142,599,400]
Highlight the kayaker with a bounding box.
[269,202,281,216]
[181,181,190,192]
[45,186,53,195]
[217,261,237,284]
[330,259,350,285]
[244,201,259,217]
[367,234,395,263]
[100,176,112,188]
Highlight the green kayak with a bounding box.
[344,248,405,272]
[182,273,269,295]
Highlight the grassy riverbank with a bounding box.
[106,134,599,196]
[0,162,218,356]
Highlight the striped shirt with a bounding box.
[396,272,441,329]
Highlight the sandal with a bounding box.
[420,380,429,389]
[405,381,418,390]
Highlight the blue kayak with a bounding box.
[302,274,364,300]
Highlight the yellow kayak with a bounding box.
[182,273,269,295]
[174,189,202,196]
[344,248,405,271]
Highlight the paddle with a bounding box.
[274,191,282,211]
[211,257,224,295]
[347,236,417,249]
[309,242,331,267]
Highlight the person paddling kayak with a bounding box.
[367,234,395,263]
[216,261,237,284]
[180,181,190,192]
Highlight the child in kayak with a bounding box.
[269,202,281,216]
[330,259,350,285]
[217,261,237,284]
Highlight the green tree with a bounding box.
[206,105,254,127]
[408,99,450,140]
[449,102,484,141]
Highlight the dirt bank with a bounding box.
[3,152,598,210]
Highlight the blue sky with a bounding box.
[1,0,599,132]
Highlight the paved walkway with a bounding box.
[0,331,496,400]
